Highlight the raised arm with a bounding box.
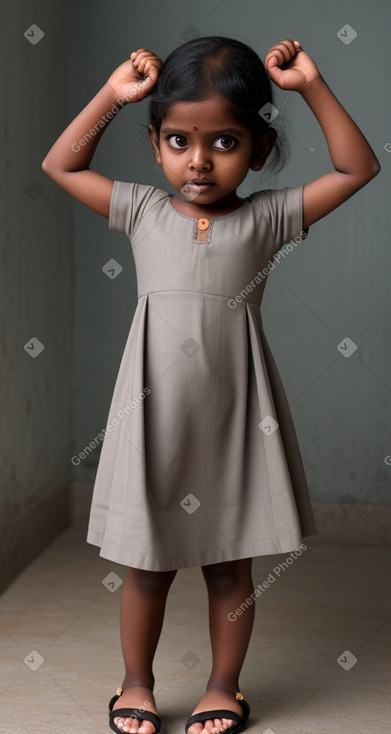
[265,40,381,230]
[41,49,163,218]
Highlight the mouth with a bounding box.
[187,179,215,191]
[190,178,214,184]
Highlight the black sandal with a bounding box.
[109,687,162,734]
[185,691,250,734]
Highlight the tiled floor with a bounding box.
[1,492,390,734]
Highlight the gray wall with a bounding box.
[0,0,73,590]
[69,0,391,505]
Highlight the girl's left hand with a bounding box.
[264,40,320,93]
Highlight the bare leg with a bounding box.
[112,566,177,733]
[187,558,255,734]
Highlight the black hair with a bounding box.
[148,36,290,176]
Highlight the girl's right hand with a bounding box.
[107,48,163,103]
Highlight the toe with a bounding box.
[204,720,216,733]
[127,719,140,734]
[138,722,157,734]
[211,719,223,733]
[114,716,142,734]
[212,718,234,733]
[118,718,132,734]
[113,717,125,731]
[187,724,204,734]
[222,719,234,731]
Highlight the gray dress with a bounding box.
[87,181,317,571]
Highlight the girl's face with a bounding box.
[148,93,275,207]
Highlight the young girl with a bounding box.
[42,36,380,734]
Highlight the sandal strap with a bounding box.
[186,710,241,727]
[238,698,251,717]
[186,696,250,732]
[185,698,250,732]
[108,690,161,733]
[108,693,121,710]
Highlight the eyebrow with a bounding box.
[160,127,246,137]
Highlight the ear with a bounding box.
[250,128,277,171]
[148,124,162,165]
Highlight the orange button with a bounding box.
[197,218,209,230]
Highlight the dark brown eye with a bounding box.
[214,136,236,150]
[168,135,187,149]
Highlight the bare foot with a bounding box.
[111,686,159,734]
[187,689,244,734]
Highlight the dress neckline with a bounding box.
[167,195,251,224]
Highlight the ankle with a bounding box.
[122,674,155,691]
[206,679,240,696]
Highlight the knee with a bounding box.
[202,559,251,595]
[127,567,177,597]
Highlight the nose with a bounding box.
[188,143,212,172]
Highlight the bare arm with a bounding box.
[42,82,119,217]
[41,49,163,218]
[299,75,380,229]
[265,40,381,230]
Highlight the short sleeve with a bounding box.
[251,186,309,251]
[108,180,168,239]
